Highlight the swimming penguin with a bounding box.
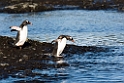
[10,20,32,48]
[52,35,74,57]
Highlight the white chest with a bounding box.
[19,26,28,41]
[57,38,67,57]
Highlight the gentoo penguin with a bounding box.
[10,20,32,48]
[52,35,74,57]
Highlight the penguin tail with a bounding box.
[8,42,17,48]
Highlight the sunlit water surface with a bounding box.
[0,10,124,83]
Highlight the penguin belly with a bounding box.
[15,26,28,46]
[56,38,66,57]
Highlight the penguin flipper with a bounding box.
[52,42,58,57]
[10,26,21,31]
[51,39,59,44]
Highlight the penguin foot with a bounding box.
[8,42,23,49]
[54,55,63,58]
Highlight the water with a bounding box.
[0,10,124,83]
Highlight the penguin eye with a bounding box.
[70,37,73,40]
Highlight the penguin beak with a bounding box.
[28,21,33,25]
[71,40,75,42]
[30,22,33,25]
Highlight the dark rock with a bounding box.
[0,0,124,13]
[0,35,109,78]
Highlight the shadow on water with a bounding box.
[1,56,70,83]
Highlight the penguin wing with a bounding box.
[52,42,58,56]
[51,39,58,44]
[10,26,21,31]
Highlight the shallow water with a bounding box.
[0,10,124,83]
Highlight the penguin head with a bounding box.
[65,35,74,42]
[52,35,74,43]
[58,35,74,42]
[21,20,32,26]
[24,20,32,25]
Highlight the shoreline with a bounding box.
[0,0,124,13]
[0,35,109,77]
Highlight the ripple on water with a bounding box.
[0,46,124,83]
[0,10,124,83]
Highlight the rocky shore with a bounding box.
[0,35,109,77]
[0,0,124,13]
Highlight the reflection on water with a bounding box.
[1,48,124,83]
[0,10,124,83]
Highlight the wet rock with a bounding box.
[0,35,109,78]
[118,6,124,11]
[0,0,124,13]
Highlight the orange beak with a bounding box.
[71,40,75,42]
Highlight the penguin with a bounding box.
[10,20,32,48]
[52,35,74,57]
